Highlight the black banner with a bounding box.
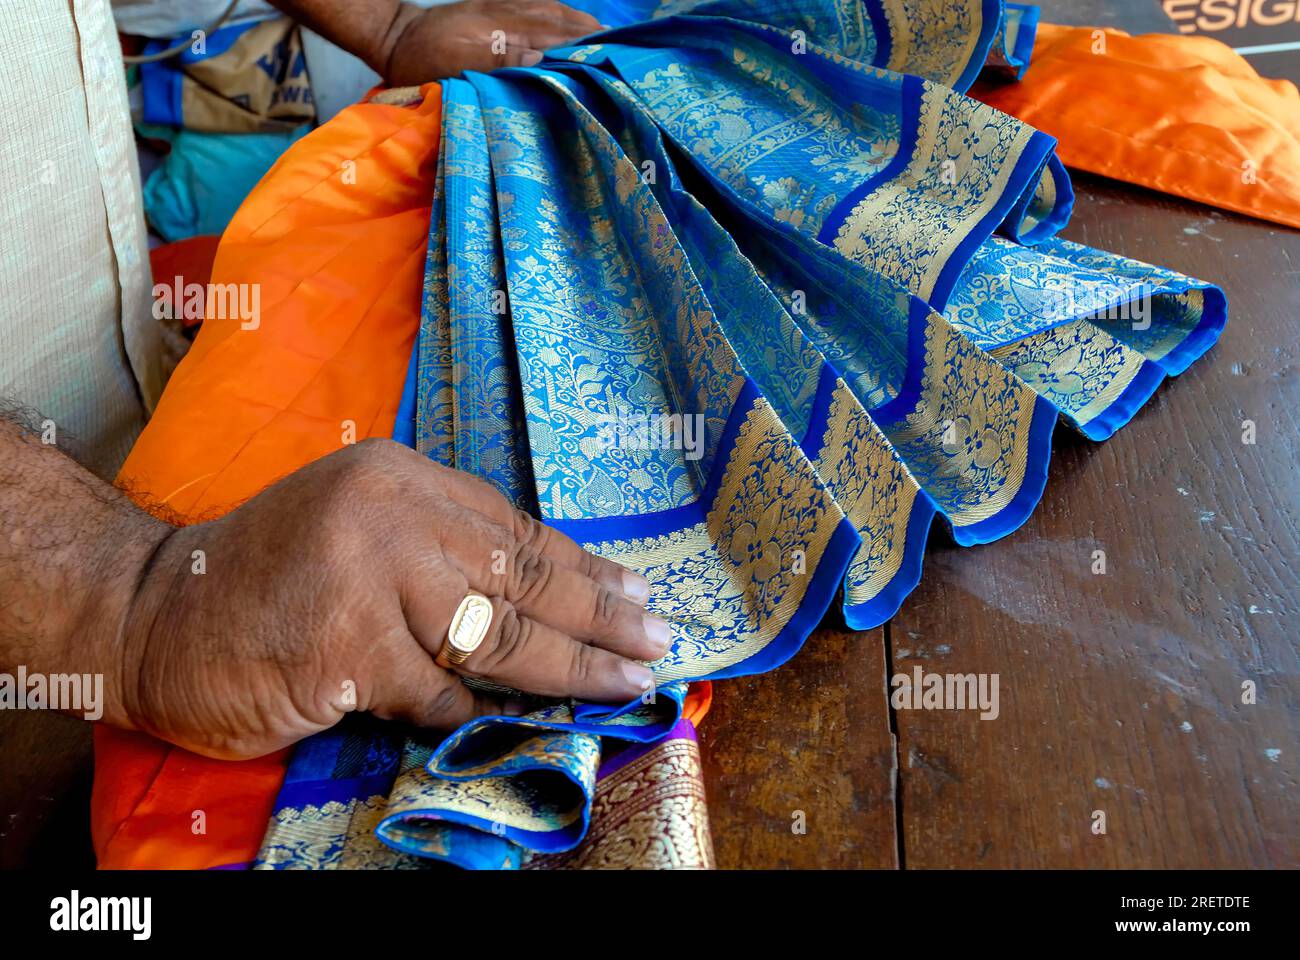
[0,868,1281,946]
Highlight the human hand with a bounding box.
[379,0,603,84]
[105,439,665,760]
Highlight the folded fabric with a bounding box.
[972,23,1300,229]
[140,122,308,241]
[254,0,1224,870]
[139,17,314,132]
[96,0,1229,871]
[256,695,715,869]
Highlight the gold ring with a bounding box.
[442,592,494,667]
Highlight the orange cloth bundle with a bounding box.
[972,24,1300,229]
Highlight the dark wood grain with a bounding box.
[697,628,899,868]
[884,175,1300,868]
[700,173,1299,869]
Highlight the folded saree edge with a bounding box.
[946,391,1057,547]
[1076,289,1228,441]
[843,494,937,630]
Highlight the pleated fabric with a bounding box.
[259,0,1223,869]
[94,0,1227,870]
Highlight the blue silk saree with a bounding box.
[255,0,1226,870]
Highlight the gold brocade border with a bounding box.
[878,0,910,71]
[990,319,1149,428]
[525,736,715,870]
[1019,160,1057,237]
[1072,353,1145,426]
[256,734,716,870]
[256,795,434,870]
[814,379,923,607]
[883,0,984,87]
[890,319,1041,528]
[383,760,588,835]
[1143,290,1206,365]
[589,394,847,683]
[832,83,1039,304]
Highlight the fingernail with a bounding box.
[520,50,543,67]
[621,570,651,604]
[503,696,530,717]
[643,614,672,655]
[620,661,654,694]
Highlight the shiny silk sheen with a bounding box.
[258,0,1224,869]
[96,1,1226,870]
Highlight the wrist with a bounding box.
[368,1,424,83]
[75,508,178,730]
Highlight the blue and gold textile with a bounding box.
[256,0,1225,870]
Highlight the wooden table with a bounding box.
[698,172,1300,868]
[2,45,1296,868]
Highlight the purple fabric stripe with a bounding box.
[596,718,696,781]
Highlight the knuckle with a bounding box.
[592,586,620,632]
[508,544,554,603]
[328,441,399,499]
[576,546,602,580]
[348,436,404,466]
[513,507,544,545]
[477,601,526,672]
[569,641,596,688]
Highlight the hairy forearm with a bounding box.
[268,0,419,77]
[0,415,170,722]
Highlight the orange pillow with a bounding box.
[973,24,1300,229]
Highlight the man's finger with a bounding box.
[507,1,602,34]
[440,596,655,702]
[443,510,670,659]
[520,26,598,50]
[480,31,542,69]
[501,45,544,67]
[421,462,651,603]
[510,506,651,604]
[536,1,603,34]
[370,646,516,730]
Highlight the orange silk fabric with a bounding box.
[972,24,1300,230]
